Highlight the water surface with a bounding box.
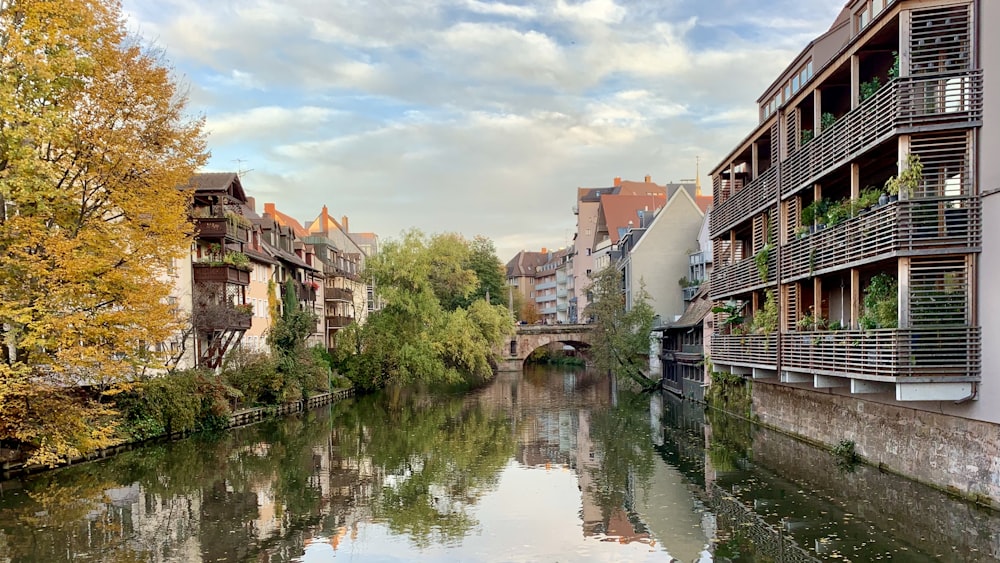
[1,366,997,562]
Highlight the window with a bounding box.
[586,248,592,256]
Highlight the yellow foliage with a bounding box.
[0,0,207,462]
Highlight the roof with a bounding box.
[618,180,668,196]
[598,194,666,245]
[185,172,248,203]
[506,250,548,277]
[669,285,713,329]
[263,202,310,238]
[694,195,713,213]
[262,240,316,271]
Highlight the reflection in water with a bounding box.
[1,366,998,562]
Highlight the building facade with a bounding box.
[709,0,998,504]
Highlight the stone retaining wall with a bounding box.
[752,381,1000,509]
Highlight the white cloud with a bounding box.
[123,0,840,261]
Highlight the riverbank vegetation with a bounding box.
[0,0,207,465]
[331,230,514,391]
[584,266,659,390]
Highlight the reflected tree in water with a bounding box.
[329,388,516,547]
[584,389,656,534]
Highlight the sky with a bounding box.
[121,0,845,263]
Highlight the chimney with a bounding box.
[341,215,349,232]
[541,247,547,254]
[264,202,276,216]
[246,196,256,212]
[644,174,651,183]
[613,177,622,187]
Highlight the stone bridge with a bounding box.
[497,324,595,372]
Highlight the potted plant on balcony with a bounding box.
[801,128,814,146]
[750,290,778,335]
[860,273,898,330]
[884,153,923,202]
[825,198,852,227]
[859,76,881,102]
[712,300,745,335]
[820,111,837,133]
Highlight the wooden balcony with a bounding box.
[192,263,250,285]
[781,70,983,199]
[781,327,980,381]
[323,263,361,281]
[710,165,778,238]
[709,252,775,300]
[325,287,354,301]
[193,304,252,331]
[297,282,317,302]
[326,315,354,328]
[781,197,981,282]
[711,334,777,368]
[193,216,249,243]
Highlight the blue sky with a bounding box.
[122,0,844,262]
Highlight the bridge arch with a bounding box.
[497,324,595,372]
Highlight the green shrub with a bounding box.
[222,347,282,406]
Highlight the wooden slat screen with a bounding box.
[910,4,972,76]
[784,283,798,332]
[909,256,969,326]
[786,109,799,154]
[910,131,971,199]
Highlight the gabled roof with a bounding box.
[630,187,705,255]
[263,202,310,238]
[597,194,666,245]
[669,285,713,329]
[262,240,316,271]
[506,250,548,278]
[618,180,667,196]
[186,172,248,203]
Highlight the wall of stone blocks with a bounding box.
[752,382,1000,509]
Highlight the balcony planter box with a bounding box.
[193,263,251,285]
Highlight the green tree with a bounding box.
[333,230,513,390]
[0,0,207,464]
[584,266,658,390]
[267,279,326,401]
[466,236,506,307]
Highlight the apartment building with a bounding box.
[708,0,998,503]
[180,173,256,369]
[303,206,368,349]
[572,177,668,318]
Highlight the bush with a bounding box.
[221,347,282,406]
[117,370,237,440]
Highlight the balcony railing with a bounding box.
[193,216,250,243]
[710,166,778,238]
[323,263,361,281]
[325,287,354,301]
[782,327,980,380]
[326,315,354,328]
[781,70,983,199]
[711,333,777,367]
[782,196,980,282]
[193,303,252,331]
[709,252,775,300]
[192,263,250,285]
[297,282,317,302]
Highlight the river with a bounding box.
[0,366,998,562]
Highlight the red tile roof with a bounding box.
[599,194,666,244]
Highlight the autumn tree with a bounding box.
[584,266,658,390]
[0,0,207,464]
[332,230,513,390]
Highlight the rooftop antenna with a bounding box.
[233,158,254,179]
